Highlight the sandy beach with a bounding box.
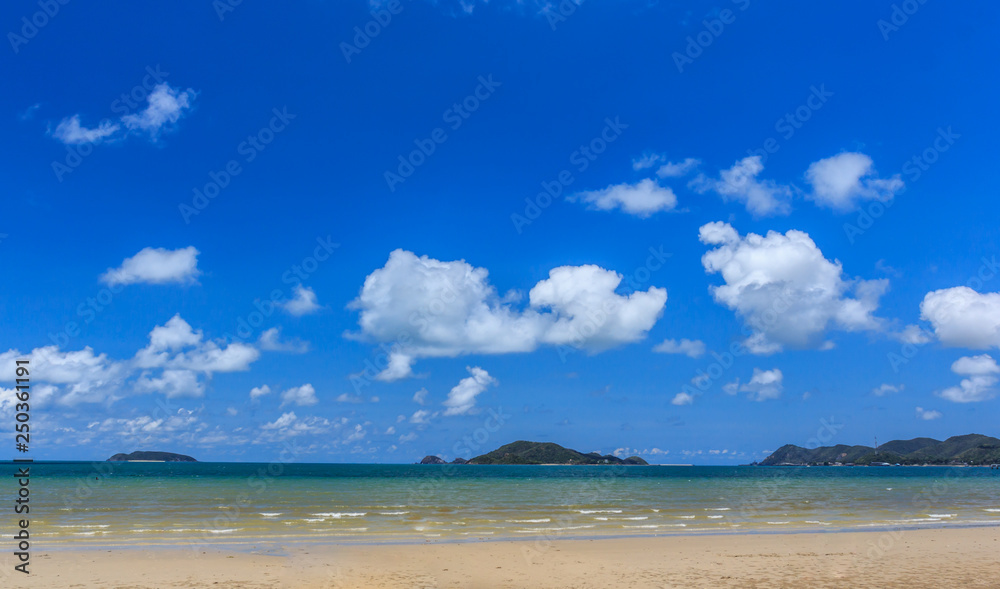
[9,526,999,588]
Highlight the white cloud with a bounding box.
[920,287,1000,349]
[690,156,792,217]
[805,152,903,212]
[100,246,200,287]
[260,412,332,439]
[671,392,694,406]
[51,83,195,146]
[283,285,321,316]
[573,179,677,217]
[653,338,705,358]
[872,383,903,396]
[349,250,667,380]
[280,384,318,408]
[916,407,943,420]
[250,385,272,400]
[51,115,120,145]
[699,222,886,353]
[121,83,196,139]
[385,426,396,435]
[0,315,259,405]
[938,354,999,403]
[413,387,429,405]
[740,368,783,401]
[657,158,700,178]
[631,155,699,178]
[894,324,932,345]
[399,432,418,443]
[134,368,204,398]
[409,410,432,424]
[257,327,310,353]
[443,366,497,416]
[336,393,363,403]
[134,315,259,374]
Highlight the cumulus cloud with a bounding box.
[51,83,195,146]
[872,383,904,396]
[283,285,321,316]
[443,366,497,416]
[699,222,886,353]
[920,287,1000,349]
[916,407,943,420]
[257,327,310,353]
[250,385,271,400]
[805,152,903,212]
[100,246,200,286]
[260,412,333,440]
[671,392,694,406]
[51,115,120,144]
[121,84,196,139]
[573,179,678,217]
[280,384,318,408]
[690,156,792,217]
[410,409,433,424]
[413,387,429,405]
[938,354,999,403]
[740,368,783,401]
[894,324,933,345]
[348,249,667,380]
[652,338,705,358]
[0,314,260,405]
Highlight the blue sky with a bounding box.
[3,0,999,463]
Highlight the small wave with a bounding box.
[805,521,832,526]
[707,515,724,519]
[677,515,696,519]
[56,524,111,529]
[312,512,366,518]
[203,529,239,534]
[593,517,608,521]
[578,509,622,514]
[705,507,731,511]
[379,511,409,515]
[73,532,98,536]
[507,518,550,523]
[621,516,648,521]
[985,509,1000,512]
[260,513,282,517]
[766,521,791,525]
[624,524,660,529]
[928,514,956,518]
[304,518,325,523]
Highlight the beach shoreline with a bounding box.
[11,526,1000,588]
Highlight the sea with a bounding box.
[3,462,999,548]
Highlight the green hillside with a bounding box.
[761,434,1000,466]
[468,441,648,465]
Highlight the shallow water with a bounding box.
[3,462,999,547]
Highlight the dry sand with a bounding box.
[7,526,999,588]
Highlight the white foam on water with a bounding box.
[805,521,832,526]
[985,509,1000,512]
[260,513,282,517]
[304,518,325,523]
[56,524,110,529]
[928,514,956,518]
[312,512,366,518]
[707,515,724,519]
[204,529,239,534]
[379,511,409,515]
[620,516,648,520]
[624,524,660,529]
[507,518,551,523]
[677,515,696,519]
[705,507,731,511]
[578,509,622,514]
[766,521,791,525]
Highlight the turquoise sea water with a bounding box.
[2,462,999,547]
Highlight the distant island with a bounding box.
[760,434,1000,466]
[420,441,648,465]
[107,451,197,462]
